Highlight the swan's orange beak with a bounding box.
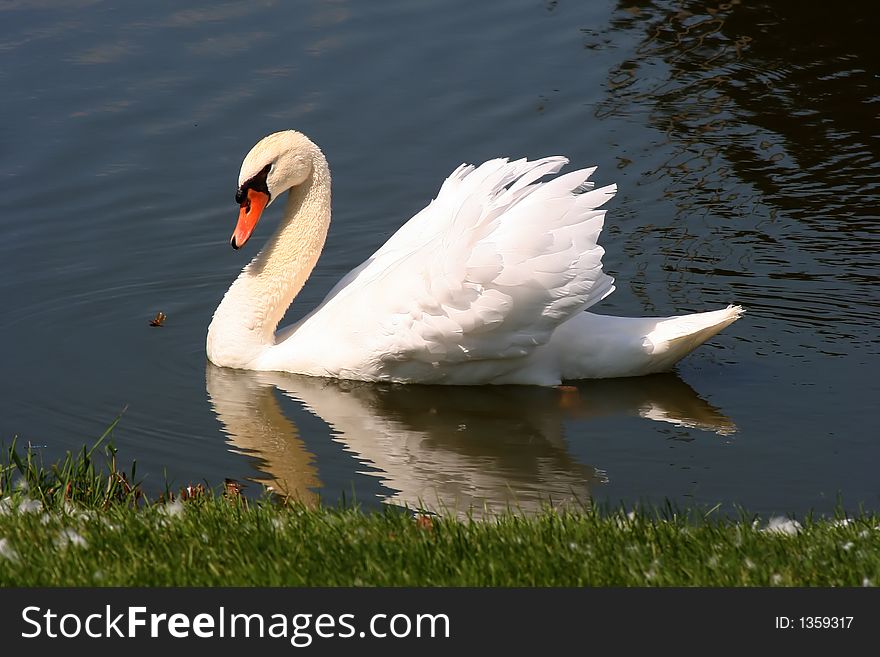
[231,189,269,250]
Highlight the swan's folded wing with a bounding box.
[286,157,617,380]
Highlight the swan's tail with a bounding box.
[642,304,744,373]
[554,305,744,380]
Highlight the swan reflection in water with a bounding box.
[206,365,735,515]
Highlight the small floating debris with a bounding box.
[180,483,205,501]
[414,514,435,531]
[149,311,167,327]
[224,479,244,500]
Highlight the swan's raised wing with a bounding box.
[275,157,617,383]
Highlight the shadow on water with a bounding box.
[601,0,878,216]
[598,0,880,346]
[206,364,736,516]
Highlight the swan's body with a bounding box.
[207,130,742,385]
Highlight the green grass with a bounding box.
[1,433,878,586]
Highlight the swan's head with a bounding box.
[231,130,315,249]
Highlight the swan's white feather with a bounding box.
[268,157,617,382]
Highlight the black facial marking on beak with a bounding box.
[235,163,272,205]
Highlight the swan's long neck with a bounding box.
[207,148,331,368]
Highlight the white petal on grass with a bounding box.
[56,528,88,549]
[0,538,18,562]
[0,498,42,514]
[763,517,801,536]
[613,510,637,529]
[100,517,120,531]
[771,574,783,585]
[842,541,854,552]
[863,578,873,587]
[19,498,43,513]
[158,500,185,517]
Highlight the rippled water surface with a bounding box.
[2,0,878,515]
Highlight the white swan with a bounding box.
[207,130,742,385]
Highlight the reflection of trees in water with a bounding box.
[596,0,879,343]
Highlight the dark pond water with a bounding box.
[2,0,878,516]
